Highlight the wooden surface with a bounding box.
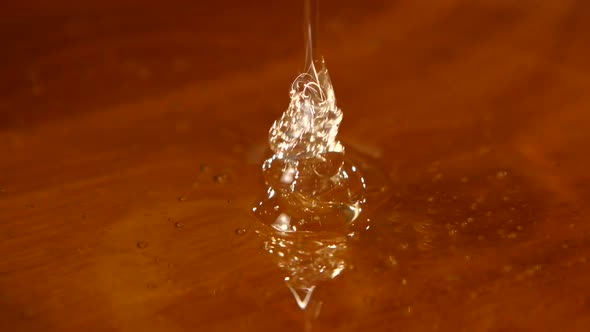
[1,1,590,331]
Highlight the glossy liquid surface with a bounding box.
[1,1,590,331]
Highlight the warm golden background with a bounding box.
[1,1,589,331]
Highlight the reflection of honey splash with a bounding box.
[253,222,348,310]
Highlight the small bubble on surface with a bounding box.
[199,164,210,172]
[347,232,359,240]
[174,222,184,228]
[211,287,225,296]
[235,228,247,235]
[496,171,508,179]
[178,196,186,202]
[446,274,460,281]
[213,173,230,184]
[478,146,490,155]
[387,255,398,267]
[137,241,149,249]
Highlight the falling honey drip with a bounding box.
[255,0,371,232]
[252,0,390,320]
[304,0,319,71]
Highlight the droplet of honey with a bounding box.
[213,173,230,184]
